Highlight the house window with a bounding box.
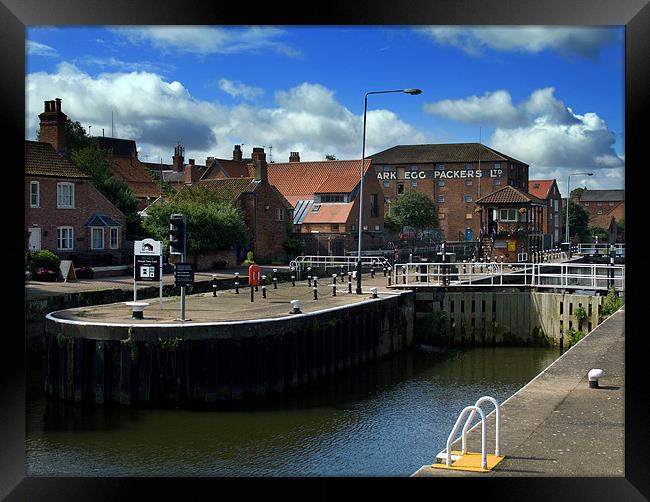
[584,202,590,206]
[57,227,74,250]
[437,180,445,187]
[494,178,502,186]
[465,163,473,170]
[30,181,40,207]
[109,227,120,249]
[370,194,378,217]
[554,200,559,211]
[57,182,75,208]
[331,224,339,232]
[410,165,418,171]
[321,194,345,203]
[464,195,473,203]
[437,195,445,203]
[465,179,473,186]
[494,163,501,170]
[312,204,321,212]
[499,209,518,221]
[383,180,390,188]
[411,180,417,187]
[351,224,356,231]
[276,208,285,221]
[397,182,404,195]
[91,227,104,250]
[435,164,445,170]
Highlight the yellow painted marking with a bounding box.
[431,451,505,472]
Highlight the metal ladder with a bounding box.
[435,396,501,470]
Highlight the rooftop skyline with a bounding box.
[26,25,625,196]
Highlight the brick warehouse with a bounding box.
[369,143,530,242]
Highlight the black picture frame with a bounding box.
[5,0,648,499]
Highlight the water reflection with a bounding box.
[27,346,559,476]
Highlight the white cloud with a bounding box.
[27,40,59,58]
[112,26,301,57]
[424,86,623,191]
[217,79,264,100]
[417,26,617,58]
[26,64,427,165]
[75,56,176,75]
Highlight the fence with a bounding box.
[290,255,390,278]
[392,261,624,291]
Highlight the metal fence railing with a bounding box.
[290,255,390,278]
[577,243,625,257]
[392,261,624,291]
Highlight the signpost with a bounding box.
[134,238,163,308]
[174,263,194,320]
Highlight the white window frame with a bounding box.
[275,208,285,222]
[499,209,518,222]
[465,179,473,186]
[437,195,445,203]
[30,181,40,208]
[57,182,75,209]
[437,180,445,187]
[411,180,417,187]
[109,226,120,249]
[494,178,502,186]
[90,227,104,250]
[464,195,473,203]
[57,226,74,251]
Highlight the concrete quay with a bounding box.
[413,307,625,477]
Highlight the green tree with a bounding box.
[570,187,586,200]
[588,226,609,240]
[616,218,625,234]
[142,198,249,261]
[391,190,438,230]
[562,200,590,240]
[37,117,91,152]
[384,213,402,233]
[325,154,337,160]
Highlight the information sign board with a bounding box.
[174,263,195,287]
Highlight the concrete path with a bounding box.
[413,307,625,477]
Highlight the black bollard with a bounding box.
[250,285,254,302]
[313,286,318,300]
[308,275,312,287]
[332,273,337,285]
[234,272,239,294]
[388,275,392,286]
[314,277,318,289]
[262,284,267,298]
[212,274,218,297]
[291,274,295,287]
[371,265,375,278]
[383,266,387,277]
[273,268,278,289]
[332,284,336,296]
[348,273,352,293]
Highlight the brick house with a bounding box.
[201,147,385,255]
[175,157,293,268]
[25,139,126,265]
[369,143,529,242]
[528,179,562,247]
[575,189,624,229]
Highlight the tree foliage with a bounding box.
[391,191,438,230]
[142,198,249,257]
[562,200,590,240]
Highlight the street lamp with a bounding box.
[564,172,593,249]
[356,88,422,294]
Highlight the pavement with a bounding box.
[24,265,292,300]
[47,274,396,324]
[413,307,625,477]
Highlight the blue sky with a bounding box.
[26,26,625,194]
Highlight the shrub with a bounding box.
[26,250,60,275]
[601,288,624,317]
[567,328,585,346]
[75,266,94,279]
[282,238,303,259]
[34,267,57,282]
[574,305,587,330]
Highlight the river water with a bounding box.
[26,345,559,477]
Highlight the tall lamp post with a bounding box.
[356,88,422,294]
[564,172,593,252]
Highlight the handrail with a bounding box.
[290,255,390,278]
[445,405,487,469]
[461,396,500,456]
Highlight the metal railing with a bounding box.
[290,255,390,278]
[392,261,624,291]
[577,243,625,257]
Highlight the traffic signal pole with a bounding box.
[169,213,187,321]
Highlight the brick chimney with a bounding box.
[38,98,67,154]
[289,151,300,163]
[233,145,243,162]
[184,161,200,184]
[206,156,215,168]
[251,147,266,163]
[253,159,268,183]
[172,144,185,172]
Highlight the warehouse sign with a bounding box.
[377,168,504,180]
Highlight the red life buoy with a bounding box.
[248,264,261,286]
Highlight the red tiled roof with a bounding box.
[264,159,372,196]
[476,185,545,205]
[528,180,555,200]
[302,202,355,224]
[188,178,293,209]
[110,156,161,199]
[25,141,90,179]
